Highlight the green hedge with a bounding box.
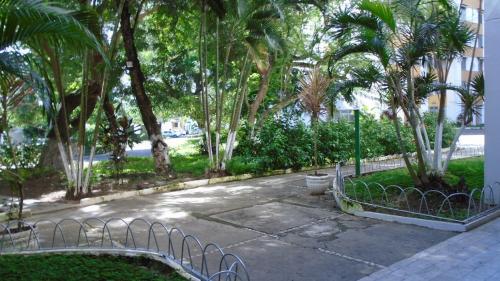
[233,112,455,173]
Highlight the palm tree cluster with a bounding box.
[0,0,106,223]
[326,0,484,191]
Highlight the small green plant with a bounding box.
[99,115,141,182]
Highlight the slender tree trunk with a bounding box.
[1,91,24,228]
[406,73,429,185]
[221,51,250,170]
[248,64,272,138]
[215,39,233,170]
[103,95,120,135]
[40,67,102,172]
[120,0,171,175]
[390,102,421,185]
[443,123,466,172]
[214,17,221,170]
[433,87,447,172]
[311,113,319,173]
[199,1,213,166]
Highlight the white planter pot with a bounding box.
[306,174,331,195]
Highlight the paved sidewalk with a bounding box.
[359,217,500,281]
[24,167,456,281]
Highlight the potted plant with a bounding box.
[298,66,332,195]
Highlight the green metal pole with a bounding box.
[354,109,361,177]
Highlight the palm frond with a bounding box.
[471,72,484,99]
[458,90,483,125]
[0,0,105,57]
[328,64,383,102]
[298,67,331,117]
[359,0,396,32]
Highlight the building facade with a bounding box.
[425,0,485,125]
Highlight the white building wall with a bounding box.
[484,0,500,203]
[446,58,463,123]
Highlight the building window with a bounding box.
[478,58,484,71]
[429,106,439,113]
[460,5,466,21]
[462,57,482,72]
[461,6,479,23]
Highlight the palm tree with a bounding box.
[327,0,480,190]
[219,0,287,170]
[298,66,330,173]
[1,0,108,198]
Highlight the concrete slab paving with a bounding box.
[225,236,379,281]
[212,201,339,234]
[26,170,458,281]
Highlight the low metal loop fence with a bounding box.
[342,146,484,175]
[0,217,250,281]
[334,147,498,223]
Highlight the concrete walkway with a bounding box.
[27,168,456,281]
[360,217,500,281]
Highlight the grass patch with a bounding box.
[354,157,484,189]
[93,155,210,178]
[171,154,209,177]
[0,254,187,281]
[347,157,485,220]
[225,156,262,175]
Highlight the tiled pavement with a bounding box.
[359,217,500,281]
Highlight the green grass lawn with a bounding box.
[0,254,187,281]
[93,138,211,178]
[93,155,210,178]
[353,157,484,189]
[346,157,484,220]
[92,137,258,178]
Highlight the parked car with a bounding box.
[163,130,175,138]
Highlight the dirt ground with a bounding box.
[0,171,172,203]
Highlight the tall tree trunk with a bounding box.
[221,51,251,170]
[248,63,272,138]
[432,52,451,174]
[120,0,171,175]
[103,94,120,136]
[199,1,213,166]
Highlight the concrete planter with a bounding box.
[306,174,330,195]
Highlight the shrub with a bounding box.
[316,120,353,165]
[234,111,458,173]
[0,135,44,169]
[235,116,312,172]
[226,156,263,175]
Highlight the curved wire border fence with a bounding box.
[335,165,499,223]
[0,217,250,281]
